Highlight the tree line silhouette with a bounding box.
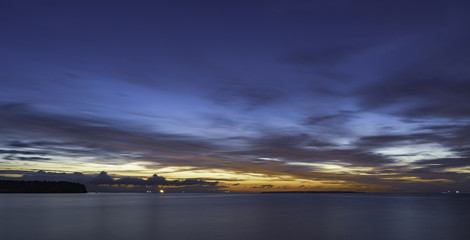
[0,180,87,193]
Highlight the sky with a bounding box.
[1,0,470,192]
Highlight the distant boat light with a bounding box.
[160,189,164,193]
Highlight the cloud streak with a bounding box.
[2,102,470,192]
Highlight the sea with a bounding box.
[1,193,470,240]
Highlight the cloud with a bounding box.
[2,103,470,192]
[0,103,394,184]
[0,149,49,155]
[19,170,86,183]
[0,103,220,165]
[89,171,115,184]
[413,158,470,170]
[235,133,394,166]
[6,140,72,148]
[252,184,273,189]
[173,178,218,186]
[0,170,34,175]
[303,112,357,126]
[87,171,218,187]
[3,156,51,161]
[355,133,441,149]
[0,170,219,192]
[146,174,168,185]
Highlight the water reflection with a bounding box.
[1,193,469,240]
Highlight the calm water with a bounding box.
[1,193,470,240]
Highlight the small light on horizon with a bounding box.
[160,189,164,193]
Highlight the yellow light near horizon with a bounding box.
[444,167,470,174]
[0,173,23,178]
[0,158,159,177]
[160,189,164,193]
[381,176,453,183]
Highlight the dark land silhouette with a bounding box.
[0,180,87,193]
[262,191,365,194]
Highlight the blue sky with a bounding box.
[1,0,470,192]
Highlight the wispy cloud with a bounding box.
[2,102,470,192]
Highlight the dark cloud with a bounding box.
[303,112,356,126]
[252,184,273,189]
[146,174,168,185]
[413,158,470,170]
[3,156,51,161]
[115,177,146,185]
[0,170,219,192]
[7,141,32,148]
[355,133,442,149]
[236,133,394,167]
[0,147,52,161]
[162,184,224,193]
[73,171,218,187]
[0,149,49,155]
[105,173,219,187]
[89,171,115,185]
[174,178,218,186]
[19,170,86,183]
[6,140,72,148]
